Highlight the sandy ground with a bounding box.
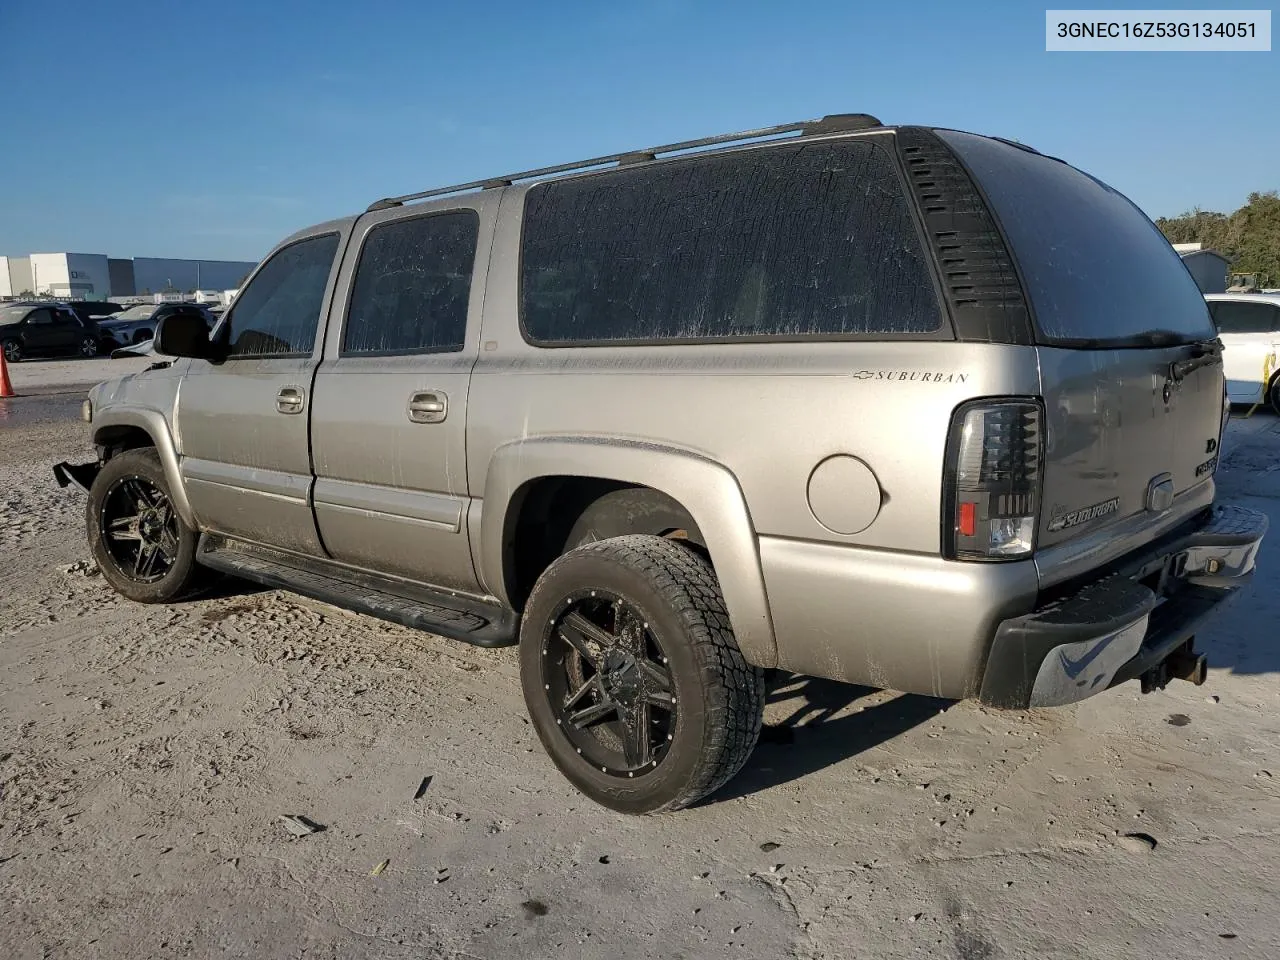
[2,365,1279,960]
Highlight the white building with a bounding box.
[0,251,258,299]
[0,256,33,297]
[28,253,113,300]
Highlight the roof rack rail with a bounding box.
[365,113,883,212]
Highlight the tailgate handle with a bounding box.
[1146,473,1174,513]
[408,391,447,424]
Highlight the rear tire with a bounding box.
[1269,376,1280,416]
[80,336,99,358]
[565,487,703,553]
[87,448,208,603]
[520,535,764,814]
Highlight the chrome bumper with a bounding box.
[981,505,1268,709]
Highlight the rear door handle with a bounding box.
[408,390,447,424]
[276,386,305,415]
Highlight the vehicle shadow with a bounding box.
[1200,415,1280,676]
[707,673,948,802]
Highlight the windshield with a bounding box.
[109,305,158,321]
[938,131,1215,347]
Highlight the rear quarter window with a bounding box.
[938,131,1215,346]
[342,210,478,356]
[520,138,944,344]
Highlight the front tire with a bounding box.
[2,338,22,363]
[520,535,764,814]
[87,448,207,603]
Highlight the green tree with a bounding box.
[1157,190,1280,287]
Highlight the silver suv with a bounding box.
[54,115,1267,814]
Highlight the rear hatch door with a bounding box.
[937,131,1224,554]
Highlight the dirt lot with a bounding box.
[2,361,1279,960]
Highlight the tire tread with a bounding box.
[527,534,764,812]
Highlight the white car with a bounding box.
[1205,293,1280,411]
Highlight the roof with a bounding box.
[364,114,887,212]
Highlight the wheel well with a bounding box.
[504,477,704,612]
[93,425,155,458]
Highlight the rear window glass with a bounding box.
[938,131,1215,347]
[1210,300,1280,334]
[520,139,943,344]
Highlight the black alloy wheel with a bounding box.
[542,590,678,776]
[98,474,182,583]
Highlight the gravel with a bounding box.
[2,388,1280,959]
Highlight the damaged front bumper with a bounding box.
[979,505,1268,709]
[53,460,102,493]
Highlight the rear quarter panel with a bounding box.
[469,184,1043,579]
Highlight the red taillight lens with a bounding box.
[944,399,1044,561]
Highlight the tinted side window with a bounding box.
[938,130,1214,346]
[1211,301,1278,334]
[25,309,53,325]
[521,139,942,344]
[342,211,478,356]
[226,234,339,358]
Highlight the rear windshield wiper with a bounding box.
[1170,337,1224,382]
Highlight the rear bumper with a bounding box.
[979,505,1267,709]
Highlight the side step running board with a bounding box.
[197,536,518,648]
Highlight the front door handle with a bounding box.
[407,390,447,424]
[276,386,305,415]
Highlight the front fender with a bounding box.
[91,406,197,529]
[479,436,778,668]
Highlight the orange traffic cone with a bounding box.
[0,348,14,398]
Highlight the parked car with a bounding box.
[1,302,100,361]
[55,115,1267,814]
[96,303,216,350]
[1205,293,1280,411]
[65,301,125,324]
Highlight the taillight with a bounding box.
[943,399,1044,561]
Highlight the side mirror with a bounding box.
[154,313,216,359]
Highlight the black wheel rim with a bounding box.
[99,475,181,583]
[542,591,678,778]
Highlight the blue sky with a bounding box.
[0,0,1274,262]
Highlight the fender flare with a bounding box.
[480,436,778,667]
[92,407,198,529]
